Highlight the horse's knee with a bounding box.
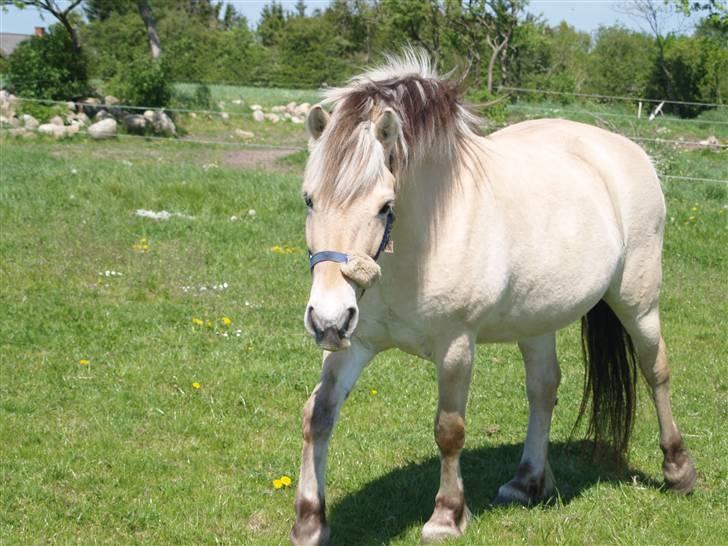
[302,391,336,443]
[435,411,465,456]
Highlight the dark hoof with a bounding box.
[664,456,697,494]
[491,483,535,507]
[662,442,697,494]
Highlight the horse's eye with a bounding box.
[304,195,313,209]
[378,202,393,216]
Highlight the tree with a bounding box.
[137,0,162,60]
[258,1,286,46]
[380,0,445,65]
[443,0,526,92]
[587,26,655,98]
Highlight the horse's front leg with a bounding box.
[290,342,374,546]
[495,333,560,504]
[422,333,475,544]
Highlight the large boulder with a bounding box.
[286,101,297,113]
[250,104,262,111]
[22,114,39,130]
[50,115,65,126]
[104,95,120,106]
[220,112,230,121]
[264,113,280,123]
[151,111,175,136]
[124,114,148,135]
[252,110,265,122]
[143,110,155,121]
[88,118,117,140]
[38,123,67,138]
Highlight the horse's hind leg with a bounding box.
[607,303,697,493]
[494,333,561,505]
[422,333,474,544]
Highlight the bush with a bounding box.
[15,102,67,122]
[106,56,172,108]
[6,24,91,100]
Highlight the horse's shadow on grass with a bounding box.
[329,440,661,545]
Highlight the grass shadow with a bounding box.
[329,440,661,545]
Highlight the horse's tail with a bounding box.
[574,300,638,457]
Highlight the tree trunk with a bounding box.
[138,0,162,60]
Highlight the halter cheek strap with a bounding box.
[309,211,394,271]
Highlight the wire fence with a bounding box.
[498,86,728,109]
[504,103,728,126]
[2,125,725,185]
[7,94,728,132]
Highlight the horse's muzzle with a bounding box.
[305,305,357,351]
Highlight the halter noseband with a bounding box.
[309,211,394,271]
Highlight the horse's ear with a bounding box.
[306,105,329,140]
[374,108,400,147]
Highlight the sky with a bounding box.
[0,0,700,37]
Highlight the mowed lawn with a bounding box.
[0,135,726,545]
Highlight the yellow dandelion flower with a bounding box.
[691,206,698,212]
[192,382,201,390]
[272,479,284,489]
[689,216,696,221]
[280,475,292,486]
[192,318,204,326]
[221,316,232,327]
[370,389,378,395]
[79,359,90,365]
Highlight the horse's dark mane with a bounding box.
[306,51,482,204]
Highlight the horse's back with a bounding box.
[461,119,666,339]
[488,118,666,238]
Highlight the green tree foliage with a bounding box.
[6,23,90,100]
[511,21,591,98]
[258,1,286,46]
[16,0,722,115]
[586,26,656,98]
[274,15,354,87]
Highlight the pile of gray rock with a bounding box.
[250,102,310,124]
[0,90,176,140]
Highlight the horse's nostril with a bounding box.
[341,307,357,335]
[307,306,322,336]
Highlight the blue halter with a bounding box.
[309,211,394,271]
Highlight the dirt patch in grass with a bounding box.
[222,148,302,173]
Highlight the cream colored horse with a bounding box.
[291,52,696,545]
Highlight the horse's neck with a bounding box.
[394,155,467,253]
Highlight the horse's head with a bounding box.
[301,104,401,351]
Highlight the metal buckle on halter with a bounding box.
[309,211,394,271]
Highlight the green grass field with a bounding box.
[1,92,727,544]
